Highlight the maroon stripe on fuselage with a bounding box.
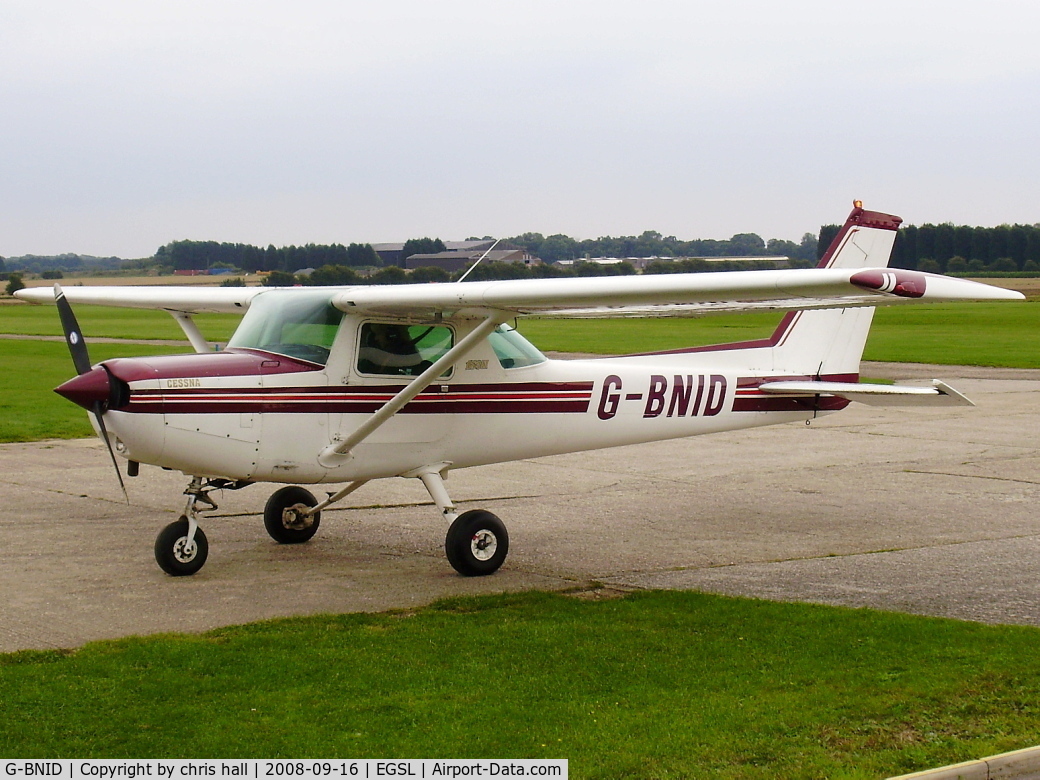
[732,396,850,413]
[126,381,595,415]
[732,373,857,413]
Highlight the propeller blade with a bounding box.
[92,400,129,505]
[51,284,128,504]
[54,284,92,376]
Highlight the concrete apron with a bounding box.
[1,366,1039,655]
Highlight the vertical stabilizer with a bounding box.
[764,204,902,378]
[653,203,904,378]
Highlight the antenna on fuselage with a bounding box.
[456,238,501,283]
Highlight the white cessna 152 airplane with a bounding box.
[15,203,1025,577]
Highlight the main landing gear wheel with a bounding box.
[264,486,321,544]
[445,510,509,576]
[154,517,209,577]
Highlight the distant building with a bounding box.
[372,239,498,268]
[369,243,406,267]
[404,248,538,273]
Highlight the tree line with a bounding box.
[155,241,381,272]
[173,221,1040,275]
[159,230,818,274]
[507,231,819,264]
[6,219,1040,277]
[0,253,123,274]
[819,222,1040,273]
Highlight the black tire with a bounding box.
[154,517,209,576]
[445,510,508,576]
[264,486,321,544]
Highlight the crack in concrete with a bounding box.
[904,469,1040,486]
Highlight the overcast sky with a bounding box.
[1,0,1038,258]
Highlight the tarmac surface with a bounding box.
[2,361,1040,653]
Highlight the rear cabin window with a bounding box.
[226,290,342,365]
[357,323,454,377]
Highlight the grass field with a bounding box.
[3,299,1038,366]
[864,303,1040,366]
[2,590,1040,778]
[0,340,187,441]
[1,299,1036,442]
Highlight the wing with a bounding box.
[15,268,1022,321]
[14,285,261,313]
[329,268,1023,321]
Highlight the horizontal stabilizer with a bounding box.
[758,379,974,407]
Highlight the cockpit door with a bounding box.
[255,355,330,482]
[328,320,456,450]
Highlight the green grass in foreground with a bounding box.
[2,590,1039,778]
[0,341,187,442]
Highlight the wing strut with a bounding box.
[318,315,504,467]
[166,311,212,353]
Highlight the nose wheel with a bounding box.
[154,516,209,576]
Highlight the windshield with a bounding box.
[227,290,342,365]
[488,324,546,369]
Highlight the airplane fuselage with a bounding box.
[86,319,848,485]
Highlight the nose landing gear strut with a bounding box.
[153,476,249,576]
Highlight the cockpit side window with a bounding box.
[227,290,342,365]
[357,323,454,377]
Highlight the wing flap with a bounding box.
[758,379,974,407]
